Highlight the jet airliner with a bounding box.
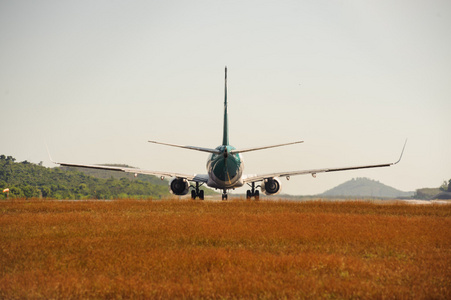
[52,67,406,200]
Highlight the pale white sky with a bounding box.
[1,0,450,195]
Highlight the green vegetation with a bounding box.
[0,155,170,199]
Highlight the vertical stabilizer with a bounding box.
[222,66,229,146]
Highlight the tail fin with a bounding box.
[222,66,229,146]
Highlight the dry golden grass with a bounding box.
[1,199,450,299]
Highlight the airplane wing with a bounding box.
[51,160,208,183]
[243,140,407,184]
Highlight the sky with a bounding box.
[1,0,450,196]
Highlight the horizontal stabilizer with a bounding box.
[230,141,303,154]
[148,140,221,155]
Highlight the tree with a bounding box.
[10,186,23,198]
[440,180,449,192]
[77,183,89,195]
[22,185,40,198]
[40,186,52,198]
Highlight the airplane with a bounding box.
[51,67,407,200]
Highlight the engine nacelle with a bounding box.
[169,178,190,196]
[261,177,282,195]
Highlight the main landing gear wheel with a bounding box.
[191,182,204,200]
[246,190,259,200]
[246,182,260,200]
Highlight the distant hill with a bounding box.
[320,177,414,199]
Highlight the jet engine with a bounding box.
[261,177,282,195]
[169,178,190,195]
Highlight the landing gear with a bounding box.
[222,189,228,201]
[246,182,260,200]
[190,182,204,200]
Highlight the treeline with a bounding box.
[0,155,170,199]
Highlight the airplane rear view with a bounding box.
[52,67,406,200]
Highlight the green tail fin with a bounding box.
[222,66,229,146]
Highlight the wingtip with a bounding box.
[45,144,57,164]
[394,139,408,165]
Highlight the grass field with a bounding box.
[1,199,450,299]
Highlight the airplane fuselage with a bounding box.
[206,145,244,189]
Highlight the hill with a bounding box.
[0,155,170,199]
[321,177,414,199]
